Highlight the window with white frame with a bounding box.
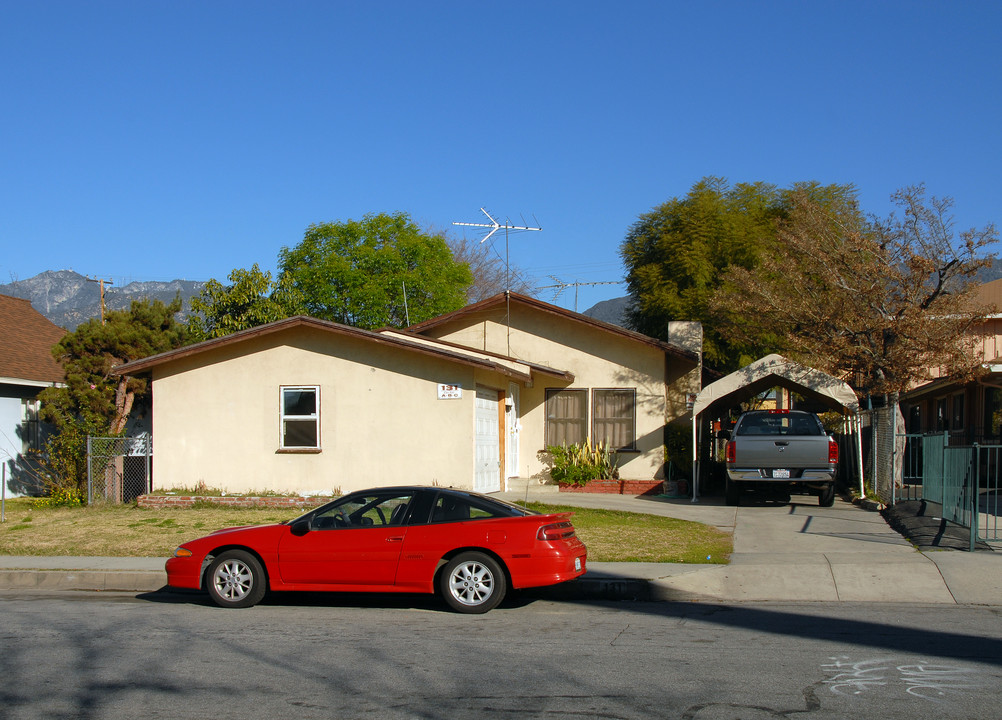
[21,398,41,453]
[281,386,320,449]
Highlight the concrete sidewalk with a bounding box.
[1,493,999,605]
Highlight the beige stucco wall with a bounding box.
[150,327,510,495]
[418,304,701,483]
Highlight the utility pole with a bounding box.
[537,277,623,312]
[86,276,114,325]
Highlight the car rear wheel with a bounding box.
[206,550,267,608]
[818,483,836,507]
[440,552,506,614]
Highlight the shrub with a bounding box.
[543,439,619,486]
[32,485,84,508]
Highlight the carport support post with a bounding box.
[691,413,699,503]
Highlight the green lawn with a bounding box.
[0,498,731,563]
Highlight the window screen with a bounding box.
[545,389,587,446]
[592,389,636,450]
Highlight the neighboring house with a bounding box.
[900,278,1002,443]
[114,292,701,496]
[0,294,65,497]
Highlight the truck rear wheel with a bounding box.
[725,478,740,506]
[818,483,835,507]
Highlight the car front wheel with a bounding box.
[206,550,267,608]
[440,552,506,614]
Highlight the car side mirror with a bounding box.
[290,518,312,536]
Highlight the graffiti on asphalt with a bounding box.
[821,656,985,700]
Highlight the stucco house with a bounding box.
[900,278,1002,443]
[114,292,701,496]
[0,294,66,497]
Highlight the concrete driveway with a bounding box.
[498,487,1002,604]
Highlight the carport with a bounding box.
[689,354,863,500]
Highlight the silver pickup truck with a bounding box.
[724,409,838,507]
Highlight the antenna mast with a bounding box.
[453,207,542,355]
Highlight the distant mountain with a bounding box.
[582,296,631,327]
[974,257,1002,284]
[0,270,205,331]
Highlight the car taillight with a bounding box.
[828,439,839,464]
[726,440,736,464]
[537,521,575,541]
[768,409,789,414]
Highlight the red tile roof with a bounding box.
[0,294,66,384]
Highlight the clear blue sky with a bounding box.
[2,1,999,313]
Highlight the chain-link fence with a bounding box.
[858,406,905,505]
[87,436,151,504]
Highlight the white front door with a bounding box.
[474,388,501,493]
[506,382,520,480]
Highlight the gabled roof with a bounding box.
[113,315,554,383]
[693,353,859,415]
[405,291,699,364]
[377,328,574,382]
[0,294,66,386]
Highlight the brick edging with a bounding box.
[136,495,330,510]
[559,480,664,495]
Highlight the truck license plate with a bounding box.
[772,469,791,478]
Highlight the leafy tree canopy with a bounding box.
[188,264,298,341]
[716,185,998,397]
[621,177,858,372]
[279,212,474,329]
[37,297,190,493]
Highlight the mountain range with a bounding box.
[0,270,205,331]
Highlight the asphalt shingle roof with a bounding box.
[0,294,66,384]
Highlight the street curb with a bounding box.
[0,570,167,593]
[0,568,677,602]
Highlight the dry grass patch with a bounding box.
[0,498,732,564]
[530,502,732,563]
[0,499,297,557]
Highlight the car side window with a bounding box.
[430,494,499,523]
[312,493,413,530]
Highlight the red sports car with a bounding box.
[166,486,587,613]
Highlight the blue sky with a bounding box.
[2,1,999,313]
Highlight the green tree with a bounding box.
[621,177,857,373]
[279,212,473,329]
[717,185,998,397]
[37,297,190,494]
[188,264,299,341]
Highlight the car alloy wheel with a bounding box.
[440,552,506,614]
[206,550,267,608]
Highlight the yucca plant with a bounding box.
[544,438,620,486]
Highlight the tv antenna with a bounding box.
[537,276,624,312]
[453,207,542,355]
[453,207,541,245]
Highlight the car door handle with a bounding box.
[386,536,404,543]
